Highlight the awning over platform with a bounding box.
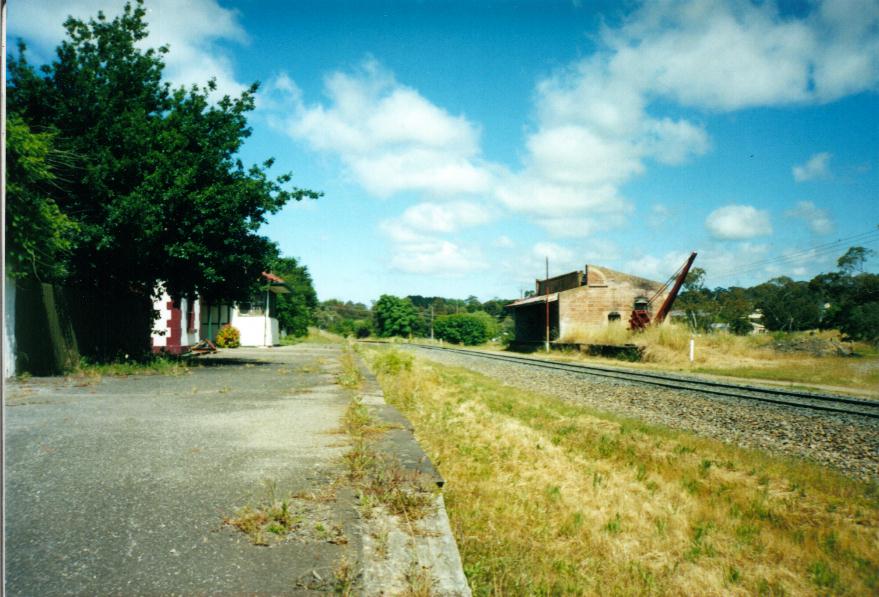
[506,293,559,308]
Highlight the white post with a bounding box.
[1,0,8,381]
[689,337,695,363]
[263,289,270,347]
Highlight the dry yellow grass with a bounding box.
[364,347,879,596]
[557,323,879,393]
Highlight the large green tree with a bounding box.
[434,313,490,345]
[750,277,822,331]
[373,295,419,338]
[7,2,319,358]
[269,256,318,338]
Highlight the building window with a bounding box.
[608,312,621,322]
[237,302,264,316]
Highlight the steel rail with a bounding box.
[366,342,879,420]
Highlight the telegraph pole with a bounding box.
[544,256,550,352]
[1,0,8,581]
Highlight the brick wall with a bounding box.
[558,266,668,334]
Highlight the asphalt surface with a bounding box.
[5,344,360,595]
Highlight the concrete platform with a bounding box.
[4,344,469,595]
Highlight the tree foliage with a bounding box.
[269,256,318,338]
[6,1,319,305]
[5,114,78,280]
[434,313,491,345]
[373,295,420,338]
[837,246,874,274]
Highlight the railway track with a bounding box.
[366,341,879,420]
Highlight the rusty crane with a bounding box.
[629,251,698,331]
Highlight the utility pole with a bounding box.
[1,1,8,583]
[430,304,434,340]
[545,256,550,353]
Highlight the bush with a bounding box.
[372,349,414,376]
[840,301,879,344]
[215,324,240,348]
[355,320,373,339]
[434,313,490,345]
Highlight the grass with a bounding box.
[223,480,302,546]
[364,346,879,596]
[337,347,364,389]
[551,323,879,393]
[338,348,435,523]
[341,395,435,521]
[280,327,350,345]
[71,354,191,378]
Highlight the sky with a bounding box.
[10,0,879,304]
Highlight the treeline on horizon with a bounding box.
[299,246,878,346]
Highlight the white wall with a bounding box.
[230,310,280,346]
[151,291,172,348]
[151,289,201,350]
[4,274,15,378]
[181,297,200,347]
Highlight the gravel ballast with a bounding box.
[406,346,879,482]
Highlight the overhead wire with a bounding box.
[707,227,879,283]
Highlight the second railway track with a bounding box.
[366,341,879,420]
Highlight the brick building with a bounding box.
[507,265,668,342]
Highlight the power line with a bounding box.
[707,227,879,282]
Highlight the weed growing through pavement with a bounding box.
[337,348,363,389]
[223,480,301,546]
[341,393,435,521]
[333,556,356,596]
[404,559,435,597]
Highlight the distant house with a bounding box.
[507,265,667,342]
[151,272,291,353]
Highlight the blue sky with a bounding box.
[12,0,879,303]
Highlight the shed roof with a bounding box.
[506,293,559,308]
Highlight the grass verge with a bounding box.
[544,324,878,393]
[364,346,879,596]
[72,354,191,378]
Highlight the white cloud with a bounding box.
[533,242,576,269]
[270,60,493,197]
[379,201,491,275]
[785,200,834,234]
[388,238,487,275]
[10,0,248,97]
[393,201,492,234]
[623,251,692,282]
[793,152,833,182]
[495,176,630,219]
[706,205,773,240]
[605,1,879,109]
[506,0,877,229]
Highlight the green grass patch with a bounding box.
[73,354,191,377]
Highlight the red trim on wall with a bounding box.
[167,300,182,349]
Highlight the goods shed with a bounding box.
[507,265,667,343]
